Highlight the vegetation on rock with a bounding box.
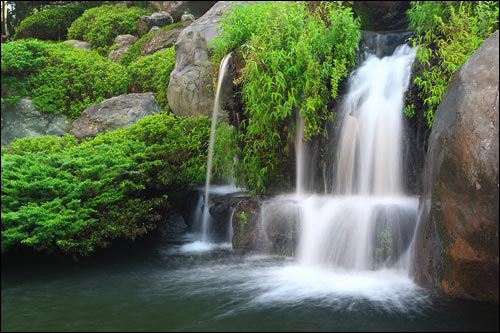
[1,114,212,255]
[29,43,130,119]
[212,1,360,193]
[407,1,499,126]
[120,22,184,67]
[13,2,104,41]
[67,4,149,56]
[127,47,175,109]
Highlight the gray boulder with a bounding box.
[137,12,174,37]
[108,34,138,63]
[1,98,72,146]
[63,39,91,50]
[167,1,234,117]
[150,1,217,22]
[413,31,499,303]
[69,93,162,139]
[140,24,186,56]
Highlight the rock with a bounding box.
[149,26,161,33]
[209,192,248,239]
[140,25,185,56]
[63,39,91,50]
[136,12,174,37]
[150,1,217,22]
[167,1,234,117]
[1,98,72,146]
[108,34,138,63]
[181,13,195,22]
[232,196,270,252]
[354,1,410,31]
[359,31,413,58]
[160,213,188,235]
[69,93,162,139]
[413,31,499,303]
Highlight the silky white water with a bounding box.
[201,52,233,242]
[264,45,418,277]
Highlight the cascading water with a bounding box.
[264,44,418,274]
[200,52,233,242]
[297,45,418,271]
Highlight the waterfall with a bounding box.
[200,52,233,242]
[266,44,417,273]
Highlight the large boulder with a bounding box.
[1,98,72,146]
[136,12,174,37]
[167,1,234,117]
[140,24,186,56]
[150,1,217,22]
[108,34,138,63]
[69,93,162,139]
[413,31,499,303]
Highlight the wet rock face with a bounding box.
[207,193,246,239]
[108,34,138,63]
[261,198,300,257]
[359,31,413,58]
[354,1,410,31]
[1,98,72,145]
[232,196,270,252]
[167,1,234,117]
[70,93,162,139]
[413,31,499,303]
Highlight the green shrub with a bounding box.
[1,39,50,108]
[29,44,130,119]
[127,47,175,108]
[212,1,360,192]
[120,22,184,67]
[3,135,78,155]
[67,4,149,56]
[14,2,104,41]
[1,113,212,255]
[407,1,499,126]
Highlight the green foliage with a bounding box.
[67,4,149,56]
[404,103,416,118]
[240,211,248,225]
[3,135,78,155]
[1,39,50,107]
[29,44,130,119]
[1,113,212,255]
[14,2,104,41]
[407,1,499,126]
[127,47,175,108]
[120,22,184,67]
[212,1,360,192]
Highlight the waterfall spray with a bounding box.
[200,52,233,242]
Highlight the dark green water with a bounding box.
[2,235,499,332]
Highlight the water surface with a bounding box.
[2,236,498,332]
